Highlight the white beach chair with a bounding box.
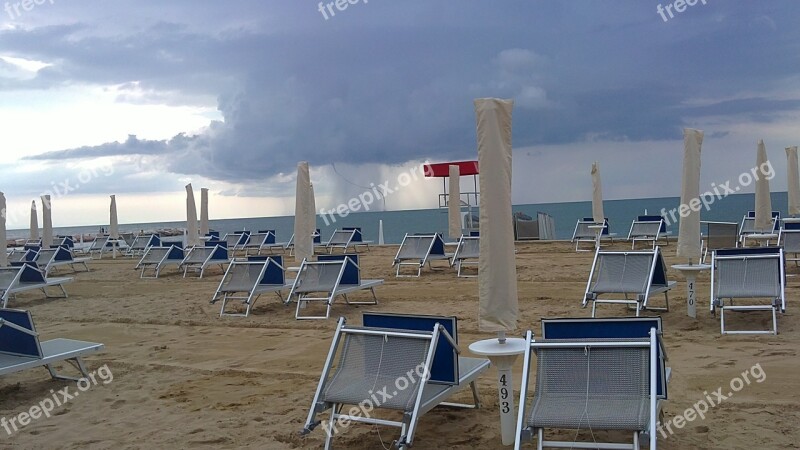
[515,317,667,450]
[125,234,161,257]
[627,216,670,250]
[135,245,185,278]
[0,308,104,381]
[33,247,90,275]
[392,233,451,277]
[288,254,382,320]
[710,246,785,335]
[0,263,73,308]
[583,247,674,317]
[179,244,230,278]
[451,235,479,277]
[323,228,371,254]
[302,313,490,449]
[739,211,779,246]
[571,218,616,252]
[701,221,739,263]
[223,232,251,255]
[87,235,110,258]
[778,227,800,267]
[210,256,294,317]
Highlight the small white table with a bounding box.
[105,239,121,259]
[671,263,711,318]
[469,336,527,446]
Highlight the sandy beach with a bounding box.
[1,241,798,449]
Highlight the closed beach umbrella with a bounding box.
[109,195,119,239]
[29,200,39,240]
[448,164,461,238]
[591,161,604,224]
[786,146,800,216]
[41,195,53,248]
[309,182,317,241]
[185,184,199,247]
[476,98,518,332]
[294,162,314,262]
[200,188,210,236]
[754,140,773,231]
[0,192,7,267]
[677,128,703,261]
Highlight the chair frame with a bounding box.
[451,235,479,278]
[210,258,291,317]
[393,234,451,277]
[288,256,380,320]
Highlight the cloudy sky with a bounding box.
[1,1,799,228]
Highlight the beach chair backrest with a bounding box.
[90,236,108,250]
[257,230,277,244]
[636,215,667,233]
[12,263,47,283]
[52,247,73,262]
[0,268,22,292]
[59,236,75,249]
[141,247,170,264]
[0,309,42,358]
[591,252,654,296]
[455,236,480,260]
[397,235,435,260]
[343,227,363,242]
[362,312,458,385]
[707,222,738,250]
[186,247,213,263]
[328,230,353,246]
[714,247,782,299]
[541,317,666,398]
[247,255,285,285]
[318,254,359,285]
[220,261,267,292]
[295,259,344,293]
[34,248,57,265]
[630,221,661,238]
[780,229,800,253]
[165,245,185,260]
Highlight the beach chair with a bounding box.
[87,235,110,257]
[710,247,785,335]
[288,254,382,320]
[627,215,670,250]
[125,234,161,257]
[323,228,369,254]
[572,218,615,252]
[451,235,479,277]
[583,247,674,317]
[224,232,251,255]
[779,227,800,267]
[135,245,185,278]
[286,230,322,255]
[210,256,293,317]
[739,211,779,246]
[8,248,37,264]
[701,222,738,263]
[302,313,491,449]
[392,233,451,277]
[1,263,73,308]
[180,244,230,278]
[515,317,666,450]
[0,308,104,381]
[33,247,90,276]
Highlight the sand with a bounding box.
[1,241,798,449]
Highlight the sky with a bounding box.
[1,1,799,228]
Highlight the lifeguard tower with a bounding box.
[423,160,480,234]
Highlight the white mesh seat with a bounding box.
[711,247,785,334]
[210,257,293,317]
[393,233,451,277]
[451,235,479,277]
[583,247,674,317]
[180,244,229,278]
[303,314,490,450]
[627,218,670,250]
[135,245,185,278]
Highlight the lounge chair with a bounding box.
[302,313,491,449]
[87,235,110,257]
[288,254,382,320]
[125,234,161,257]
[180,243,230,278]
[451,235,479,277]
[323,228,368,254]
[8,248,37,264]
[515,317,666,450]
[571,218,615,252]
[224,232,251,255]
[779,225,800,268]
[627,215,670,250]
[739,211,780,246]
[135,245,185,278]
[34,247,90,275]
[711,246,785,335]
[1,262,73,308]
[286,230,322,255]
[701,221,738,263]
[392,233,451,277]
[0,308,104,381]
[210,256,293,317]
[583,247,674,317]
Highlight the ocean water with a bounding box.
[7,192,789,244]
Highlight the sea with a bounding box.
[7,192,789,245]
